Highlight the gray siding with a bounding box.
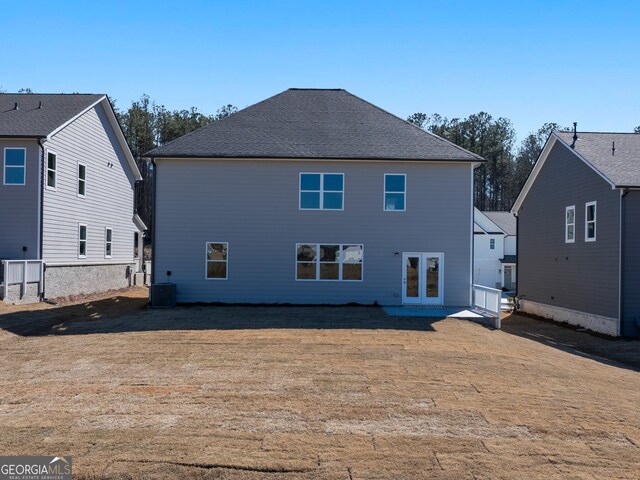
[622,190,640,336]
[518,141,620,319]
[42,103,137,265]
[155,159,473,305]
[0,139,40,259]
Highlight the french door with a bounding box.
[402,253,444,305]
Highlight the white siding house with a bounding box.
[473,209,517,290]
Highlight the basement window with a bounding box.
[105,228,113,258]
[78,224,87,258]
[206,242,228,279]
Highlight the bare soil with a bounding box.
[0,289,638,479]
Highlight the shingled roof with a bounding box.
[555,131,640,187]
[0,93,141,180]
[145,89,484,162]
[0,93,105,137]
[482,211,517,236]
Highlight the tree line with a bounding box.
[407,112,564,211]
[114,96,237,241]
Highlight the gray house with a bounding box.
[0,94,144,303]
[512,130,640,337]
[145,88,484,306]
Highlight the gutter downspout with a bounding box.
[514,212,519,298]
[36,137,46,300]
[470,164,474,306]
[619,189,628,337]
[151,158,156,287]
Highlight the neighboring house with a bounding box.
[0,94,144,303]
[473,209,517,290]
[512,130,640,337]
[145,88,484,306]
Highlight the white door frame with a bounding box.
[402,252,444,305]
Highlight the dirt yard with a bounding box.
[0,288,639,479]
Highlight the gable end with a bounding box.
[512,134,617,213]
[48,97,141,181]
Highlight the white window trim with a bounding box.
[295,243,364,282]
[383,173,406,212]
[205,242,228,280]
[78,223,88,259]
[299,172,345,211]
[585,201,597,242]
[489,238,496,250]
[45,150,57,191]
[77,161,87,198]
[105,227,113,259]
[3,147,26,186]
[565,205,575,243]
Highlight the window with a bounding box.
[78,224,87,258]
[299,173,344,210]
[384,174,406,211]
[46,152,57,189]
[4,148,26,185]
[296,243,363,281]
[585,201,596,242]
[134,232,140,259]
[105,228,113,258]
[565,205,575,243]
[206,242,228,279]
[77,163,86,197]
[490,238,496,250]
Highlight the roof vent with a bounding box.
[13,102,18,110]
[570,122,578,149]
[38,101,42,109]
[612,141,615,156]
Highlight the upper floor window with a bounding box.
[77,163,86,197]
[78,224,87,258]
[296,243,363,281]
[206,242,228,279]
[299,173,344,210]
[565,205,575,243]
[585,201,596,242]
[4,148,26,185]
[490,238,495,250]
[105,228,113,258]
[46,152,57,189]
[384,174,406,211]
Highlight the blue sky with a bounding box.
[1,0,639,142]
